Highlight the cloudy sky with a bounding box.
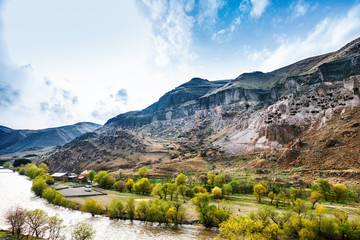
[0,0,360,129]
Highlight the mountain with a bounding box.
[0,122,101,155]
[45,38,360,183]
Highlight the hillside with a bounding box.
[45,37,360,182]
[0,122,101,156]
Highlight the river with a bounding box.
[0,169,216,239]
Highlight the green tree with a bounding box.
[175,173,187,186]
[230,180,240,194]
[309,191,322,209]
[192,186,207,194]
[5,206,27,239]
[93,171,107,183]
[99,174,116,189]
[48,215,65,240]
[3,161,12,168]
[212,187,223,199]
[38,163,49,173]
[80,200,105,217]
[133,178,153,195]
[46,175,55,185]
[145,199,169,224]
[126,179,134,193]
[177,185,190,202]
[253,184,267,203]
[25,164,45,179]
[191,192,217,227]
[137,166,148,178]
[289,187,299,203]
[32,176,48,197]
[113,180,126,192]
[214,174,225,188]
[87,170,95,182]
[166,206,184,228]
[333,183,347,203]
[166,183,177,201]
[268,191,275,204]
[125,197,136,220]
[317,178,331,201]
[222,184,233,196]
[274,192,286,208]
[291,199,308,217]
[71,222,95,240]
[26,209,49,238]
[207,173,215,187]
[151,184,164,199]
[136,200,149,221]
[107,199,124,219]
[42,187,57,203]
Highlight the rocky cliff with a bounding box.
[46,37,360,174]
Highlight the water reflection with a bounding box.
[0,170,216,239]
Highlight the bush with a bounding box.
[42,187,57,203]
[99,174,116,189]
[107,199,125,219]
[125,197,136,220]
[13,159,32,167]
[32,176,47,197]
[136,200,149,221]
[133,178,152,195]
[211,187,223,199]
[80,200,105,216]
[253,184,266,203]
[113,180,126,192]
[145,199,169,224]
[71,222,95,240]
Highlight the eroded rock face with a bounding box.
[46,37,360,171]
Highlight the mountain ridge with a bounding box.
[0,122,101,155]
[44,37,360,180]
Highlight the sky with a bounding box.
[0,0,360,129]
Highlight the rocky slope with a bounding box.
[46,37,360,175]
[0,122,101,155]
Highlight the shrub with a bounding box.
[80,200,105,216]
[333,183,347,202]
[212,187,223,199]
[71,222,95,240]
[125,197,136,220]
[133,178,152,195]
[107,199,124,219]
[175,173,187,186]
[113,180,126,192]
[253,184,267,203]
[136,200,149,221]
[32,176,47,197]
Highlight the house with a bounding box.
[78,170,90,183]
[51,172,68,181]
[68,173,78,182]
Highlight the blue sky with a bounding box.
[0,0,360,129]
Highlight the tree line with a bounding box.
[4,206,95,240]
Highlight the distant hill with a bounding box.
[0,122,101,155]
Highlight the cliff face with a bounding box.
[46,38,360,173]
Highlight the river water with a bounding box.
[0,169,216,239]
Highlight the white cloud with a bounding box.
[250,0,270,18]
[197,0,224,25]
[290,0,310,18]
[250,4,360,72]
[139,0,196,68]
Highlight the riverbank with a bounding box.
[0,171,217,239]
[0,230,45,240]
